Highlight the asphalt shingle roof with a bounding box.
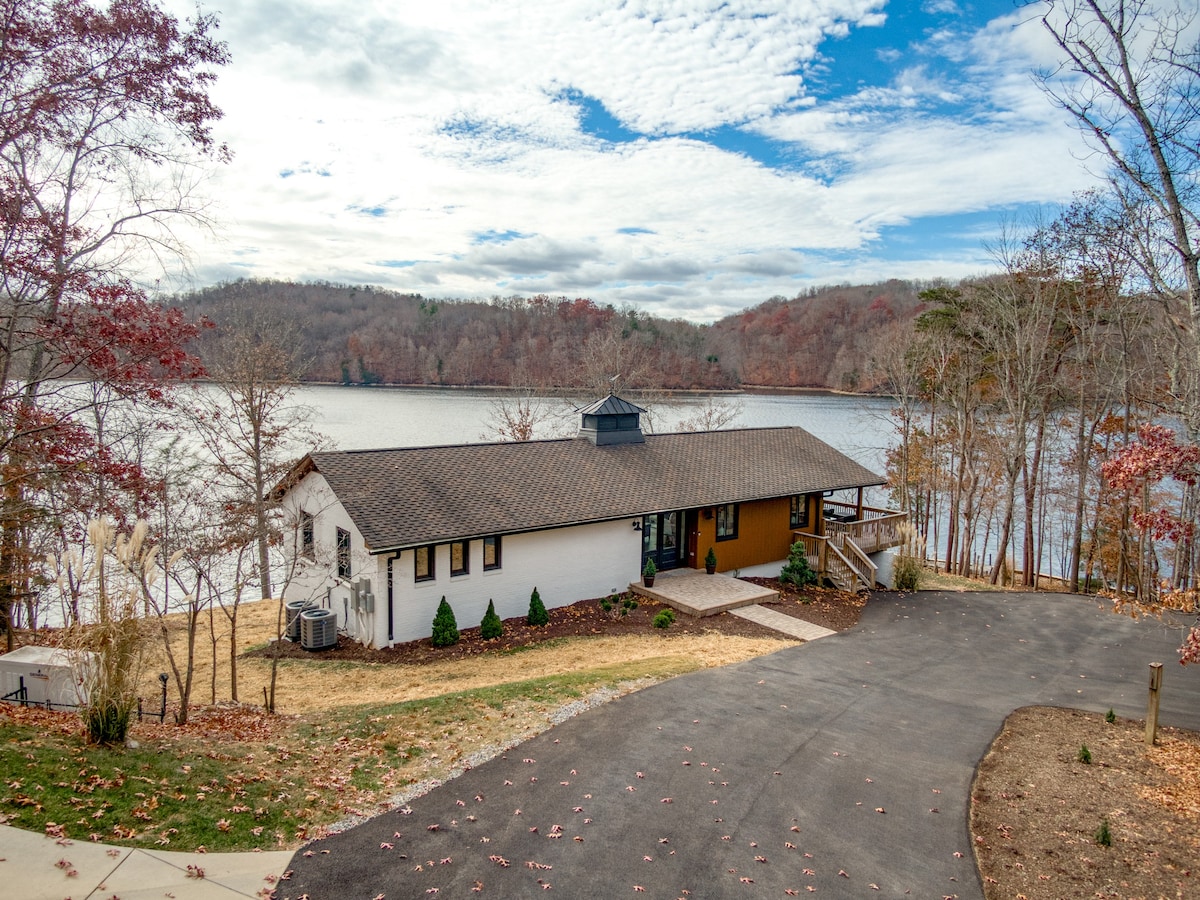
[303,428,885,553]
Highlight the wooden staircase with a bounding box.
[793,531,878,593]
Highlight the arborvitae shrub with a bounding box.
[527,587,549,626]
[652,609,676,629]
[480,599,503,640]
[780,542,818,588]
[431,596,459,647]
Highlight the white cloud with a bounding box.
[151,0,1111,321]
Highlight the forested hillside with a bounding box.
[173,278,929,391]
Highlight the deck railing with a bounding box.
[792,530,876,592]
[823,502,906,554]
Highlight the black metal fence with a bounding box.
[1,676,79,712]
[1,672,171,720]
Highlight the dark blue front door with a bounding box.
[643,511,682,570]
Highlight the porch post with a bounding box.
[855,487,864,520]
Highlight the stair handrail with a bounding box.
[827,533,875,591]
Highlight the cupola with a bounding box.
[577,394,646,445]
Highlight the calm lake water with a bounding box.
[295,385,897,475]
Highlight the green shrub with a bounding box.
[652,609,676,629]
[84,700,133,747]
[1105,708,1116,724]
[705,547,717,570]
[601,593,639,620]
[431,597,459,647]
[642,557,657,578]
[780,542,818,588]
[893,553,922,592]
[480,599,503,640]
[1095,818,1112,846]
[527,587,549,627]
[1077,744,1092,764]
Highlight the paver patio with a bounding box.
[629,568,778,615]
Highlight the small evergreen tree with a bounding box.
[480,599,503,640]
[431,596,459,647]
[780,541,818,588]
[527,586,549,626]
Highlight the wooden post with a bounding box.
[1146,662,1163,746]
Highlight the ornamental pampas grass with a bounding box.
[51,519,153,745]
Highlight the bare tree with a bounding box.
[480,368,573,442]
[188,306,323,601]
[673,396,744,432]
[1037,0,1200,375]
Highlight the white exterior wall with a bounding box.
[380,518,644,647]
[281,471,386,646]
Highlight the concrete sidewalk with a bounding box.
[0,824,292,900]
[282,590,1200,899]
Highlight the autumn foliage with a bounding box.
[0,0,227,653]
[177,278,927,392]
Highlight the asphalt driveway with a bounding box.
[283,591,1200,899]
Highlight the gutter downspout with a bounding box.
[387,552,398,647]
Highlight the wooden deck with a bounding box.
[793,502,908,592]
[822,502,906,553]
[629,569,778,617]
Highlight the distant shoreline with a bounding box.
[293,381,879,399]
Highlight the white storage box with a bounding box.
[0,646,92,709]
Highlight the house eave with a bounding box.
[363,480,887,556]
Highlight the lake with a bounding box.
[294,385,897,475]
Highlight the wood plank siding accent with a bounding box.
[695,496,821,572]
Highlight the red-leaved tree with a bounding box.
[1101,423,1200,664]
[0,0,228,647]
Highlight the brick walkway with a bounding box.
[728,603,838,641]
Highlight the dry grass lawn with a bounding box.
[140,599,797,715]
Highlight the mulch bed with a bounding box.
[247,578,867,666]
[972,706,1200,899]
[743,576,867,631]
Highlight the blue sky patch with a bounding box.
[560,88,643,143]
[686,125,799,170]
[863,205,1036,264]
[472,229,531,245]
[617,227,656,236]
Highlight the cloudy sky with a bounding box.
[161,0,1105,321]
